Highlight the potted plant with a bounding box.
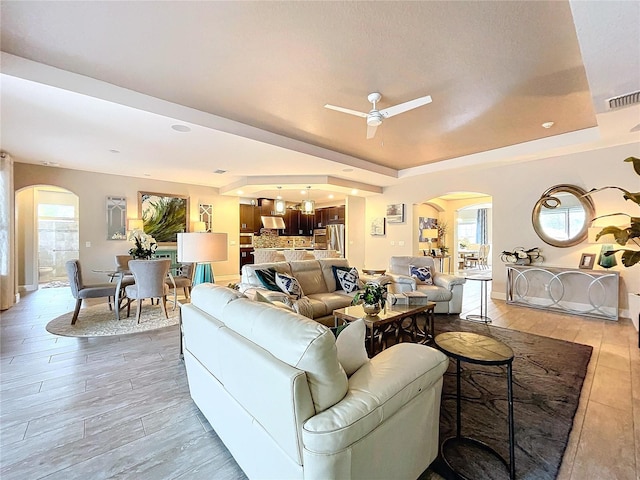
[585,156,640,332]
[352,281,388,316]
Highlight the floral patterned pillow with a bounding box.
[409,265,433,285]
[275,272,304,299]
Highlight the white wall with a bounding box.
[14,163,240,284]
[365,143,640,310]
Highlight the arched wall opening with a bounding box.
[15,185,79,291]
[415,192,493,274]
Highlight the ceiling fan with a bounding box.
[324,92,432,139]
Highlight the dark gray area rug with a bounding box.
[429,316,592,480]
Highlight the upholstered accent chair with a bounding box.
[65,260,118,325]
[125,259,171,323]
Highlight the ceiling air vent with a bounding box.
[213,169,227,174]
[606,90,640,110]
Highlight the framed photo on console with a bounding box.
[579,253,595,269]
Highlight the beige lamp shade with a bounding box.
[128,219,144,231]
[177,233,228,263]
[192,221,207,232]
[422,228,439,240]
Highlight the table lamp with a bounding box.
[177,232,228,284]
[127,218,144,231]
[588,227,617,269]
[422,228,439,255]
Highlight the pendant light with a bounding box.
[301,186,315,215]
[274,187,286,215]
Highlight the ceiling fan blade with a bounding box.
[379,95,432,118]
[324,104,368,118]
[366,124,378,139]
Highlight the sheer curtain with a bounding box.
[475,208,488,245]
[0,153,16,311]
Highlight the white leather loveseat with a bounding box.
[387,256,466,314]
[181,284,449,480]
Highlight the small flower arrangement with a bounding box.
[352,281,388,308]
[128,229,158,260]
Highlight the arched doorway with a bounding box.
[15,185,79,291]
[418,192,492,274]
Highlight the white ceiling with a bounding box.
[1,1,639,203]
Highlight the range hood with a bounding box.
[261,216,286,229]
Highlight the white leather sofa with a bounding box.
[387,256,466,314]
[239,258,389,327]
[181,284,449,480]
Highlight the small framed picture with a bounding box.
[386,203,405,223]
[579,253,595,269]
[371,217,386,236]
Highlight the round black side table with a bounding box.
[435,331,516,480]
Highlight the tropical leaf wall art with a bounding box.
[139,192,189,243]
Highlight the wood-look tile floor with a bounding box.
[1,281,638,479]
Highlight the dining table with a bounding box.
[93,266,176,321]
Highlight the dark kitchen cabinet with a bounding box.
[315,208,327,229]
[240,204,262,234]
[326,206,345,224]
[283,209,300,236]
[240,204,256,233]
[240,247,254,271]
[299,212,314,236]
[259,198,276,217]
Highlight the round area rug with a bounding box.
[46,302,180,337]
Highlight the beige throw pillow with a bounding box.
[335,318,368,376]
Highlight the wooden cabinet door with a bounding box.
[240,204,255,233]
[299,212,314,235]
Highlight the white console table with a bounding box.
[506,265,619,321]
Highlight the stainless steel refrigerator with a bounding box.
[327,224,345,257]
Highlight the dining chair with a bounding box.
[166,262,194,307]
[65,260,118,325]
[479,244,491,269]
[124,259,171,323]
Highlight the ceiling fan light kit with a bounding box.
[325,92,432,139]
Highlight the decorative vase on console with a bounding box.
[128,229,158,260]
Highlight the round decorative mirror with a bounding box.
[532,184,595,247]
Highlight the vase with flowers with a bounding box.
[128,229,158,260]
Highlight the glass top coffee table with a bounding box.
[334,302,435,356]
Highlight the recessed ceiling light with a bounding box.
[171,124,191,132]
[300,190,307,195]
[41,161,60,167]
[351,189,358,195]
[328,194,334,199]
[541,121,554,129]
[237,190,243,195]
[213,169,226,174]
[143,173,151,177]
[109,149,120,154]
